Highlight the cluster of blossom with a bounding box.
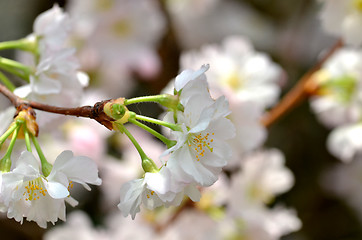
[42,151,300,240]
[40,33,302,238]
[14,4,88,124]
[118,64,235,219]
[0,1,311,238]
[178,36,301,239]
[0,5,101,228]
[0,4,238,229]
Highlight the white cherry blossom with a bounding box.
[0,150,101,228]
[14,5,88,124]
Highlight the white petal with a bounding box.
[45,181,69,199]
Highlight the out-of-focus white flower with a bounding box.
[0,151,101,228]
[44,211,109,240]
[319,0,362,46]
[166,0,219,17]
[168,0,277,51]
[67,0,166,97]
[226,101,267,168]
[181,36,284,109]
[106,211,157,240]
[310,48,362,128]
[160,209,219,240]
[327,123,362,162]
[229,149,294,209]
[219,206,301,240]
[32,4,71,52]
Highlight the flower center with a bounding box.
[23,177,47,201]
[112,19,132,38]
[354,0,362,12]
[146,190,155,199]
[189,132,214,162]
[225,72,243,90]
[96,0,113,11]
[319,74,357,103]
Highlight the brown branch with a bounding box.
[261,39,343,127]
[0,84,21,107]
[0,84,115,130]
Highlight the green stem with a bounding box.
[125,94,180,110]
[135,114,180,131]
[4,124,20,158]
[118,124,159,172]
[0,38,37,52]
[0,57,31,81]
[0,71,15,91]
[120,124,148,160]
[0,121,19,146]
[24,125,32,152]
[129,118,176,149]
[31,134,52,176]
[0,123,21,172]
[125,94,169,105]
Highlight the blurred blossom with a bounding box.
[226,101,267,168]
[166,0,219,17]
[319,0,362,46]
[181,36,284,109]
[228,149,294,209]
[168,0,277,51]
[219,206,301,240]
[67,0,166,97]
[219,149,300,240]
[327,123,362,162]
[310,48,362,128]
[160,210,218,240]
[44,211,109,240]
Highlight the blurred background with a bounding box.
[0,0,360,239]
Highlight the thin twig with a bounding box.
[0,84,114,130]
[261,39,343,127]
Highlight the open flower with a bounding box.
[0,150,101,228]
[161,65,235,187]
[118,166,200,219]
